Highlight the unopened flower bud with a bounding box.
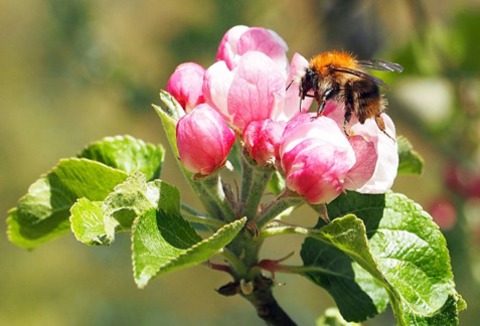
[176,104,235,176]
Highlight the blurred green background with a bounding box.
[1,0,480,325]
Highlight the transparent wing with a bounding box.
[333,66,389,88]
[358,59,404,73]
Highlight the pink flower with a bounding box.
[176,103,236,176]
[216,25,289,71]
[279,114,357,204]
[277,111,386,204]
[243,119,286,165]
[166,62,206,112]
[204,52,310,133]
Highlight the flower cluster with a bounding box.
[167,25,398,204]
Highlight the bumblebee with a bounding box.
[300,51,403,139]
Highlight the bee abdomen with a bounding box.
[350,79,382,123]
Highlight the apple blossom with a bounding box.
[167,24,398,202]
[176,103,235,176]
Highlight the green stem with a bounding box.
[260,222,309,238]
[220,247,248,277]
[275,264,357,279]
[200,173,237,221]
[183,214,225,229]
[241,158,273,219]
[240,155,254,204]
[256,192,303,229]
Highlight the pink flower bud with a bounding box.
[166,62,206,112]
[217,25,288,71]
[176,104,236,176]
[279,114,356,204]
[243,119,286,165]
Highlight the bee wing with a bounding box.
[333,66,390,88]
[358,59,404,73]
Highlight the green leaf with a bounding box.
[316,307,362,326]
[301,216,389,322]
[79,135,165,181]
[70,172,178,246]
[132,210,246,288]
[128,171,245,287]
[397,135,424,175]
[7,208,71,250]
[302,191,464,325]
[7,158,128,249]
[153,90,185,158]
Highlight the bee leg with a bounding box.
[343,109,352,136]
[316,100,326,117]
[375,114,396,141]
[309,99,325,121]
[343,82,355,136]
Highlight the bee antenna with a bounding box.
[285,79,294,91]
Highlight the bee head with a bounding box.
[300,68,319,100]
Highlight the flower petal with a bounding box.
[243,119,286,165]
[279,114,356,204]
[166,62,206,112]
[236,27,289,72]
[227,51,286,132]
[203,61,234,124]
[344,135,378,190]
[354,114,399,193]
[216,25,249,69]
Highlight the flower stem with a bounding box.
[256,192,303,229]
[182,213,225,229]
[240,158,273,219]
[220,247,248,277]
[200,174,237,221]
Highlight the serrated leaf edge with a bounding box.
[133,216,246,288]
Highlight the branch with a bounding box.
[241,274,297,326]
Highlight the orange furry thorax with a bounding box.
[309,51,359,74]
